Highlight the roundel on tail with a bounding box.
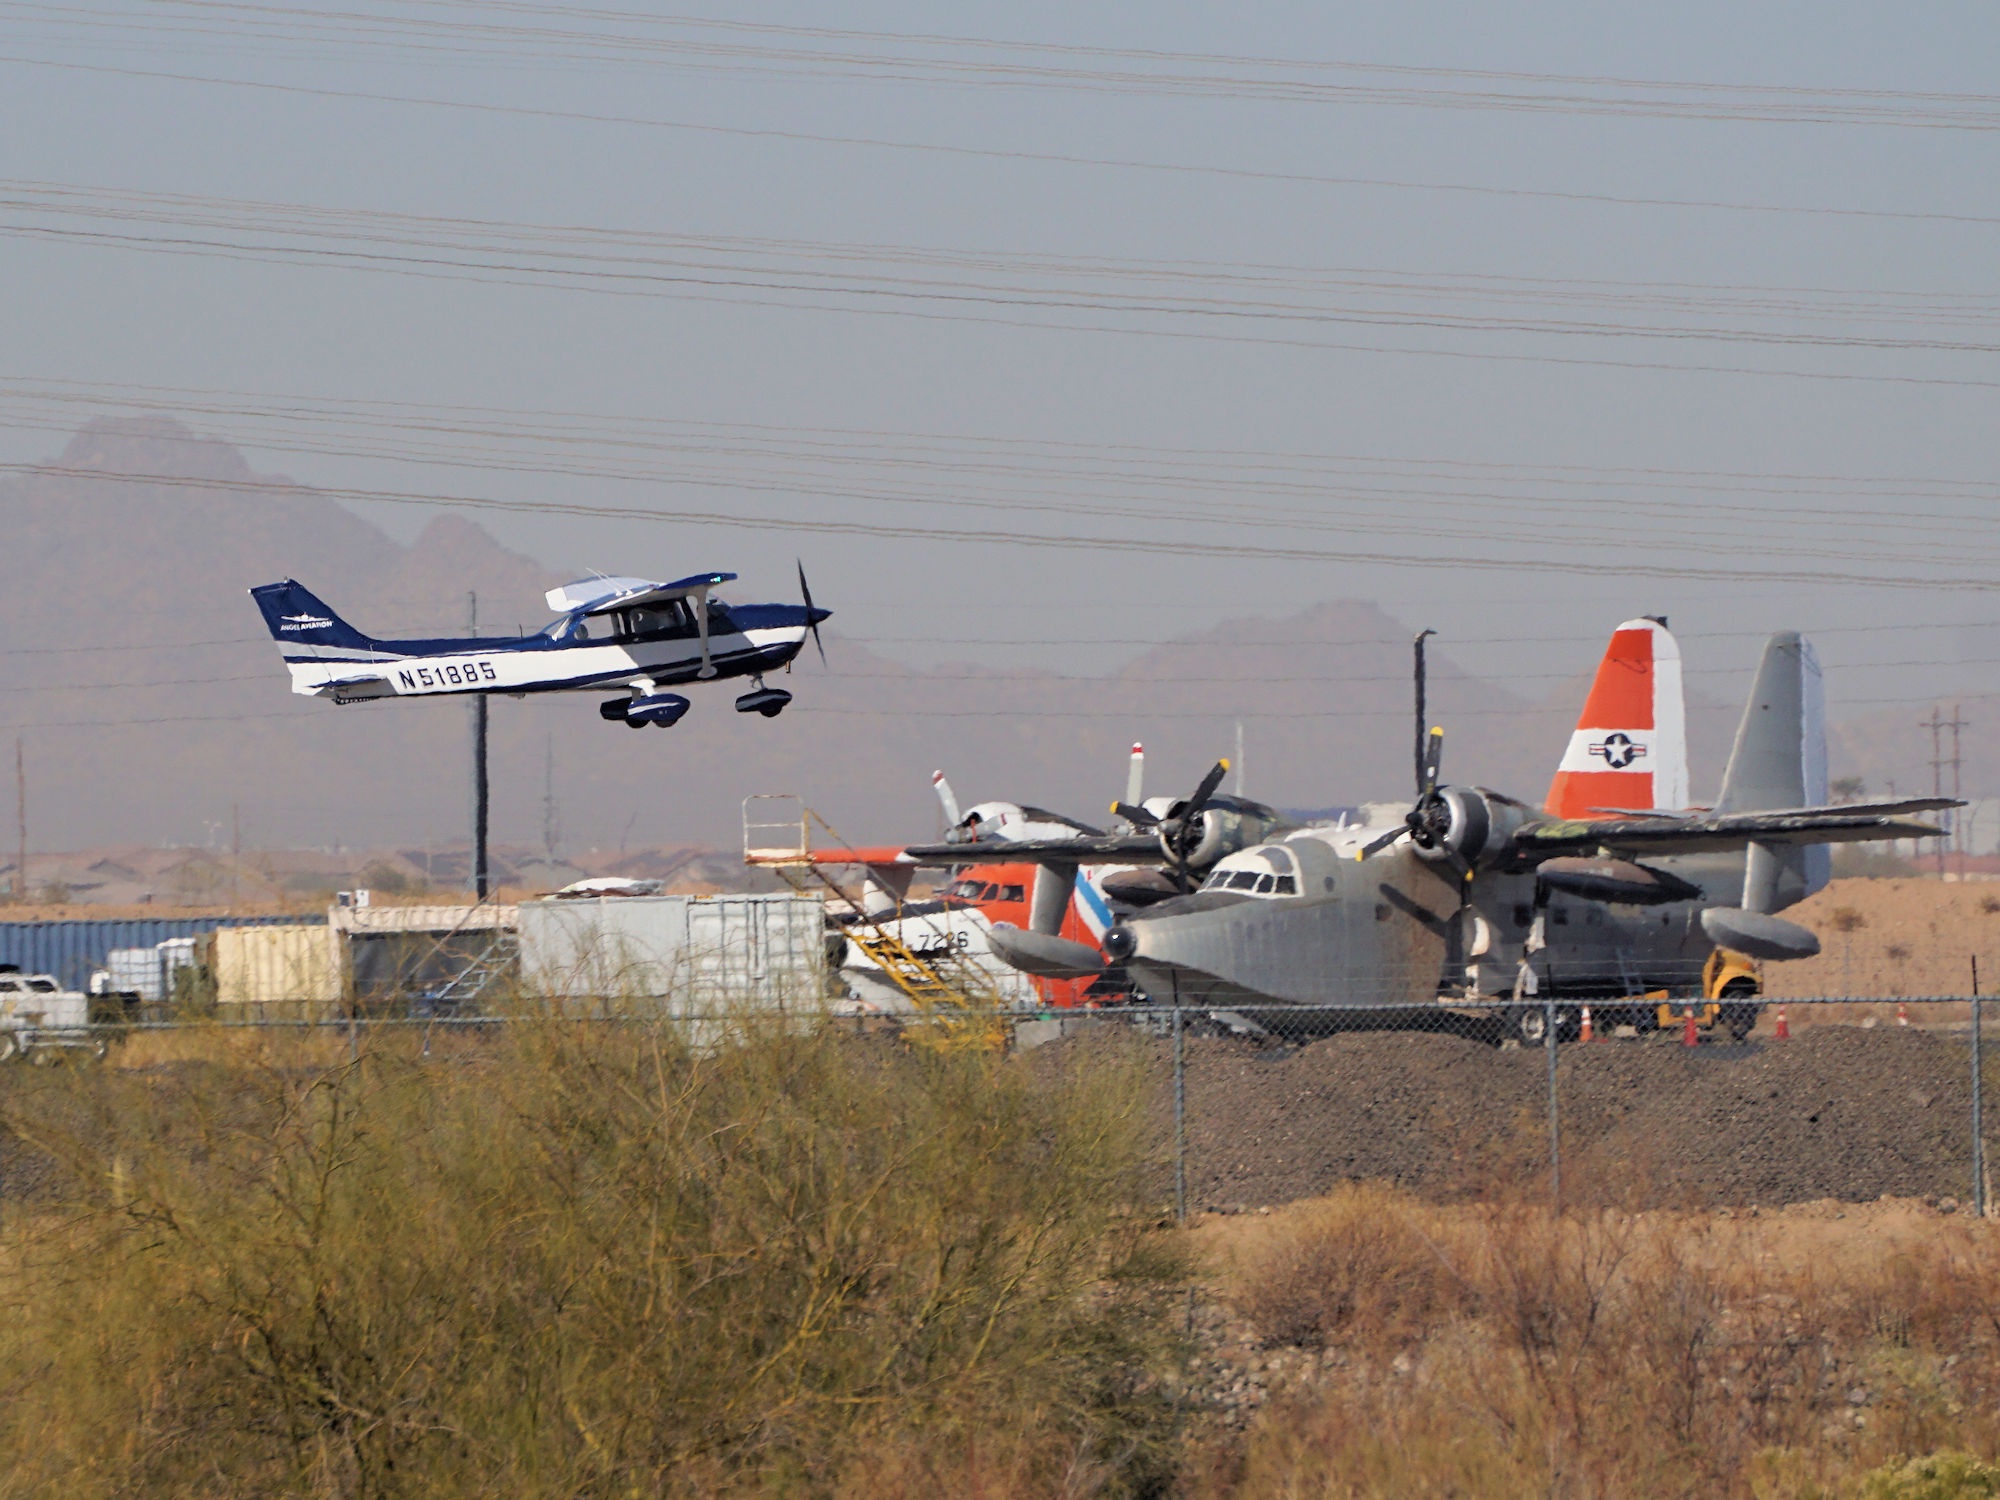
[1545,618,1689,818]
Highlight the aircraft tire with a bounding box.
[1504,1003,1578,1047]
[1719,977,1761,1042]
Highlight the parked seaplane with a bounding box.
[251,568,830,728]
[910,617,1955,1043]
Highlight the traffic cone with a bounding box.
[1774,1005,1790,1041]
[1897,1001,1911,1027]
[1682,1007,1699,1047]
[1579,1004,1594,1042]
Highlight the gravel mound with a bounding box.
[1113,1025,1985,1211]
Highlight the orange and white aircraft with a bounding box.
[1544,616,1690,819]
[786,747,1159,1012]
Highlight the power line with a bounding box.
[8,459,2000,591]
[6,53,2000,230]
[8,182,2000,389]
[18,1,2000,130]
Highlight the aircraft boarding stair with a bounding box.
[743,796,1008,1048]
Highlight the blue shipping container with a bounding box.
[0,916,318,992]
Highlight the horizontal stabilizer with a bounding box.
[308,673,394,701]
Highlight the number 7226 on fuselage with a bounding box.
[250,568,831,729]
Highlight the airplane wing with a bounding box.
[900,835,1167,866]
[544,573,738,615]
[1514,797,1956,862]
[741,846,917,868]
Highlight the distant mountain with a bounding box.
[0,418,1892,861]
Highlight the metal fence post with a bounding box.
[1172,984,1188,1226]
[1546,994,1561,1213]
[1975,957,1986,1218]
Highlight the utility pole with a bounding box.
[542,733,560,864]
[1925,705,1971,878]
[469,592,489,901]
[13,738,23,905]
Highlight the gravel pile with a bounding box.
[1106,1025,1985,1210]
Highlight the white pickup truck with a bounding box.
[0,969,103,1062]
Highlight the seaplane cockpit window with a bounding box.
[1273,874,1297,895]
[999,884,1025,902]
[948,879,984,901]
[25,978,54,992]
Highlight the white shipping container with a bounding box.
[102,938,200,1002]
[519,894,825,1011]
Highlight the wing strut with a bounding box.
[693,587,716,679]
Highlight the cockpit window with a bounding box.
[1273,874,1297,895]
[999,884,1024,902]
[26,978,55,992]
[1228,871,1260,890]
[1254,873,1276,894]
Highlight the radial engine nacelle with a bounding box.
[1410,787,1542,869]
[1163,801,1283,870]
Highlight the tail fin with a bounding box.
[1545,618,1689,818]
[1716,631,1829,900]
[248,580,376,652]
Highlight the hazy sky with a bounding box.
[3,0,1998,728]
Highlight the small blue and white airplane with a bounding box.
[250,567,830,728]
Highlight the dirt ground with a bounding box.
[1097,1023,1994,1212]
[1769,877,2000,999]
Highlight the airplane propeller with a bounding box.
[1115,758,1230,891]
[1361,629,1454,858]
[796,560,827,667]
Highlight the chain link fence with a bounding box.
[8,985,1996,1227]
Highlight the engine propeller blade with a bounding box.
[1111,800,1159,828]
[1359,824,1408,859]
[1421,725,1445,796]
[1413,628,1436,797]
[1160,758,1231,891]
[1185,758,1230,814]
[796,559,827,667]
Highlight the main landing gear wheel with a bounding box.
[1505,1003,1578,1047]
[1718,977,1762,1042]
[734,682,792,718]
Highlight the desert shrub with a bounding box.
[1198,1187,2000,1500]
[0,1016,1185,1498]
[1854,1451,2000,1499]
[1227,1183,1467,1349]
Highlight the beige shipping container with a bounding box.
[215,923,342,1005]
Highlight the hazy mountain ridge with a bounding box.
[0,419,1905,856]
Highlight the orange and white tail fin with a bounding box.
[1545,618,1689,819]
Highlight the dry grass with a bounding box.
[1191,1184,2000,1499]
[0,1015,1186,1498]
